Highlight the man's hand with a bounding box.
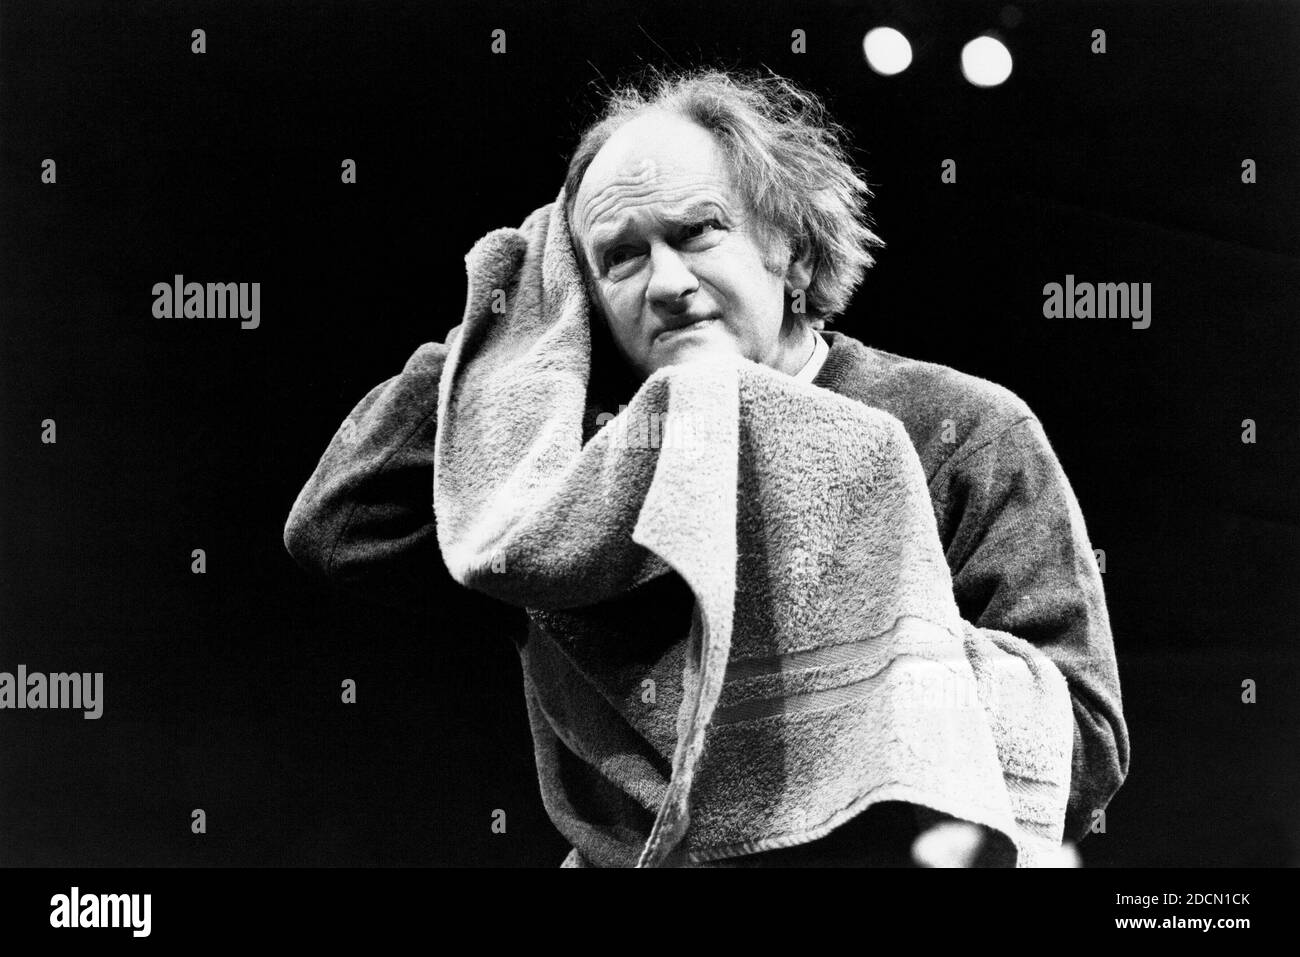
[912,821,1082,868]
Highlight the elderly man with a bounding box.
[283,68,1128,867]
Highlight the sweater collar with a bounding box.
[811,329,867,394]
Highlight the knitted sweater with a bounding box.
[283,328,1130,861]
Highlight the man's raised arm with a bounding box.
[282,330,459,615]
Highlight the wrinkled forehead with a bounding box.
[571,114,736,242]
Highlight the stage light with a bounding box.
[960,35,1013,87]
[863,27,913,76]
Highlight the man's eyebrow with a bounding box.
[587,200,731,254]
[667,199,729,224]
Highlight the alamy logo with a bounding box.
[595,405,711,450]
[152,274,260,329]
[0,666,103,719]
[50,887,151,937]
[1042,274,1151,329]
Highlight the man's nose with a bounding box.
[645,243,698,312]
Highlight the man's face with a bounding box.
[571,111,806,380]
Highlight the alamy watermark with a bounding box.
[152,274,260,329]
[595,405,713,450]
[1042,274,1151,329]
[0,665,103,719]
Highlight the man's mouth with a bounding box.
[656,316,718,341]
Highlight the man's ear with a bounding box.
[784,241,814,293]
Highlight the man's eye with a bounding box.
[605,247,640,272]
[683,220,722,240]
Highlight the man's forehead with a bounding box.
[573,116,733,239]
[577,157,664,225]
[578,167,732,236]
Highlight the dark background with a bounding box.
[2,0,1297,867]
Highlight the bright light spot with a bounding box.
[863,27,913,76]
[961,35,1013,87]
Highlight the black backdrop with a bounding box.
[2,0,1297,867]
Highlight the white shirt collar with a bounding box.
[792,330,829,384]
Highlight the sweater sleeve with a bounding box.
[282,334,455,615]
[933,416,1130,843]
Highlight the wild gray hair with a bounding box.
[563,67,884,324]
